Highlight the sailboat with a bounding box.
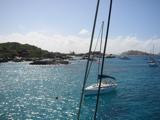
[84,75,117,96]
[82,20,117,96]
[148,45,158,67]
[148,57,158,67]
[77,0,116,119]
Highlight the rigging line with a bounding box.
[97,21,104,84]
[93,0,113,119]
[93,21,105,52]
[86,21,104,84]
[86,21,105,82]
[77,0,101,119]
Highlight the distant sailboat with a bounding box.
[119,55,130,60]
[148,57,158,67]
[148,45,158,67]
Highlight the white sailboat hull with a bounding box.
[148,61,158,67]
[84,83,117,96]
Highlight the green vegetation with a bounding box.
[0,42,67,59]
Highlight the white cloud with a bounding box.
[0,32,160,54]
[78,29,89,36]
[107,36,160,54]
[0,32,90,53]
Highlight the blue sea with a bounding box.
[0,56,160,120]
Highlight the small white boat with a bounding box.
[84,80,117,96]
[148,61,158,67]
[119,56,130,60]
[148,55,158,67]
[148,45,158,67]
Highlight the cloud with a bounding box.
[107,36,160,54]
[0,32,160,54]
[0,32,90,53]
[78,29,89,36]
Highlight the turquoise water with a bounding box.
[0,56,160,120]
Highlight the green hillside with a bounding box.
[0,42,66,59]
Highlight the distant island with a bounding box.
[0,42,158,64]
[121,50,149,56]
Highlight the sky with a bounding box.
[0,0,160,54]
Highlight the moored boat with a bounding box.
[148,60,158,67]
[85,80,117,96]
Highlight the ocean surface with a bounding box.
[0,56,160,120]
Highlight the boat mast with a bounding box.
[94,0,113,119]
[77,0,100,119]
[97,21,104,84]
